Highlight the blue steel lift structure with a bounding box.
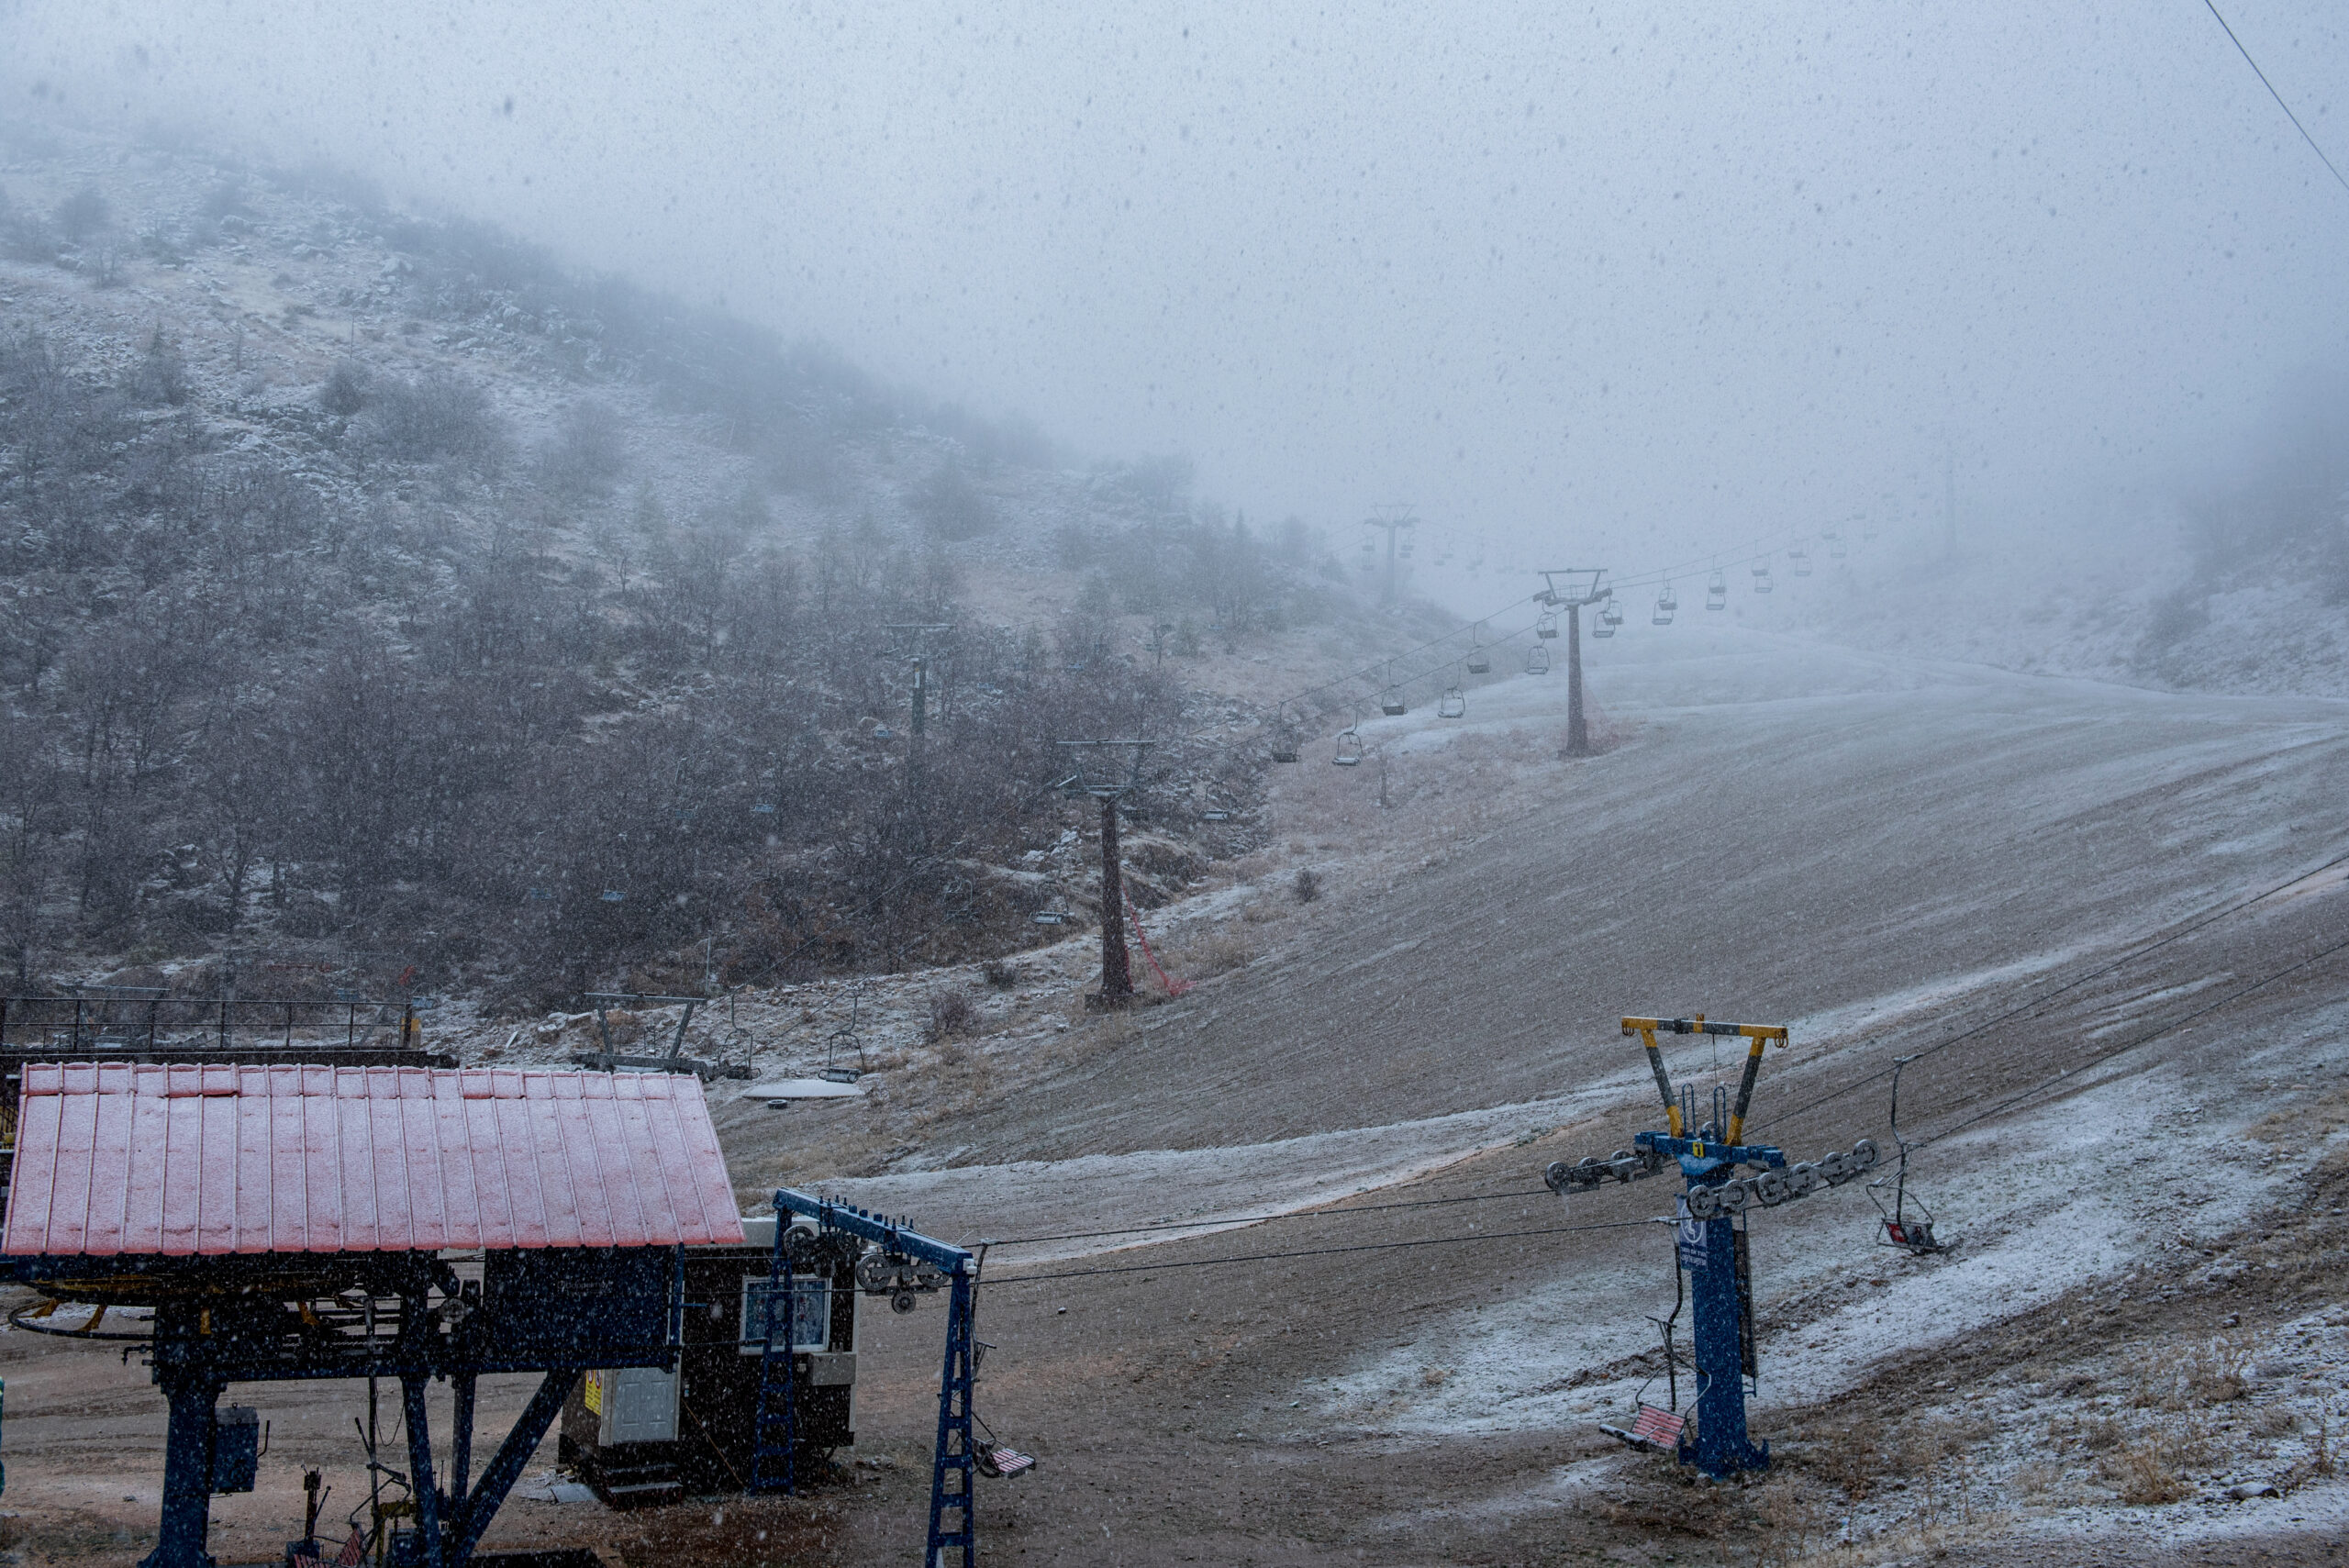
[1547,1017,1879,1480]
[1623,1015,1787,1478]
[2,1245,684,1568]
[754,1187,983,1568]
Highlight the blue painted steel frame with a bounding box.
[749,1233,799,1494]
[1,1249,685,1568]
[1634,1131,1785,1479]
[772,1188,977,1568]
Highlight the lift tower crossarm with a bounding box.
[773,1190,974,1276]
[1620,1018,1790,1144]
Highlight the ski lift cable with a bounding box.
[1908,927,2349,1155]
[2200,0,2349,200]
[982,1184,1563,1248]
[978,1216,1671,1288]
[1253,519,1842,748]
[1748,838,2349,1138]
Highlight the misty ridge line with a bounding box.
[0,119,1422,1010]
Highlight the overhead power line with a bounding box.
[2201,0,2349,199]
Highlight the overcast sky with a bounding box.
[7,2,2347,562]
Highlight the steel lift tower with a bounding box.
[1362,506,1417,607]
[1055,740,1153,1008]
[1537,569,1609,757]
[1545,1017,1882,1479]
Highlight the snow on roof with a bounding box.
[3,1062,745,1259]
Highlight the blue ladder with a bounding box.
[926,1269,976,1568]
[748,1229,797,1495]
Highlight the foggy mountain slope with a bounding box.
[0,117,1402,1000]
[928,628,2349,1162]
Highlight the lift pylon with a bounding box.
[1545,1016,1874,1480]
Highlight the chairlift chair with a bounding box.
[1751,563,1774,594]
[1332,727,1364,766]
[1823,530,1846,561]
[1789,548,1812,577]
[821,990,869,1084]
[1867,1055,1952,1255]
[1525,643,1550,675]
[1706,571,1728,610]
[1465,628,1491,674]
[1535,609,1560,639]
[1381,689,1408,717]
[1269,703,1301,763]
[1438,684,1467,719]
[1602,599,1625,628]
[1653,584,1677,627]
[1591,606,1617,639]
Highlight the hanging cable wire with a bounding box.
[1911,928,2349,1151]
[979,1215,1669,1287]
[981,1184,1560,1248]
[1749,840,2349,1136]
[975,929,2349,1294]
[2201,0,2349,199]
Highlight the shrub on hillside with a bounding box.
[912,460,993,540]
[351,371,507,468]
[318,359,373,417]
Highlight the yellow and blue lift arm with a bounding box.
[1620,1017,1790,1144]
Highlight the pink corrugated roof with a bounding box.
[3,1063,746,1258]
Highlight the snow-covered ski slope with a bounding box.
[910,625,2346,1174]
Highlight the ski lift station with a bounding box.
[0,1062,1001,1568]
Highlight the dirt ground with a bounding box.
[5,633,2347,1565]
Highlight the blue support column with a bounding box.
[750,1226,798,1494]
[449,1373,475,1518]
[1634,1131,1780,1479]
[403,1375,444,1568]
[1679,1207,1767,1478]
[926,1269,976,1568]
[448,1372,576,1567]
[139,1362,222,1568]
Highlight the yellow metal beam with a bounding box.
[1620,1014,1791,1144]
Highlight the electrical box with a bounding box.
[581,1366,680,1446]
[212,1407,259,1494]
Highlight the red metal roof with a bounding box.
[3,1063,746,1258]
